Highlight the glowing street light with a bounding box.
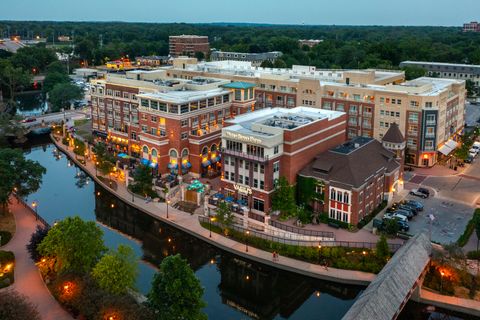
[245,230,250,252]
[166,199,171,219]
[31,200,38,220]
[209,216,216,238]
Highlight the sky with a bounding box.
[0,0,479,26]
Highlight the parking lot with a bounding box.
[396,192,474,244]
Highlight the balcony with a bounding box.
[190,124,223,137]
[426,120,436,126]
[408,131,418,136]
[221,148,269,163]
[425,132,436,138]
[348,110,358,115]
[363,112,372,118]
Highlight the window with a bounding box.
[260,180,264,190]
[343,213,348,223]
[337,192,343,202]
[329,209,335,219]
[181,119,188,127]
[180,104,189,114]
[247,145,265,158]
[150,127,157,135]
[151,116,157,122]
[245,161,249,170]
[425,140,434,150]
[344,192,349,204]
[181,132,188,140]
[123,92,129,99]
[159,103,167,112]
[141,125,148,133]
[330,188,336,200]
[426,114,436,124]
[150,101,158,110]
[253,198,264,212]
[224,171,229,180]
[238,175,243,184]
[425,102,433,108]
[380,110,385,116]
[410,101,419,107]
[235,90,242,101]
[169,105,179,114]
[273,161,280,173]
[253,179,258,188]
[395,112,400,117]
[131,132,137,140]
[260,165,265,174]
[245,176,250,186]
[274,145,279,154]
[408,112,419,123]
[226,140,242,152]
[160,129,166,136]
[141,99,149,107]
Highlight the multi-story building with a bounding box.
[463,21,480,32]
[218,106,346,228]
[135,56,170,67]
[89,69,257,177]
[400,60,480,87]
[210,51,283,66]
[169,35,209,58]
[298,39,323,48]
[298,135,402,226]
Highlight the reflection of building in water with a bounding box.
[93,184,215,270]
[218,254,362,319]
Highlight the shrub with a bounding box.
[0,250,15,288]
[0,230,12,246]
[467,250,480,260]
[26,225,50,262]
[357,201,387,229]
[457,209,480,247]
[0,290,41,320]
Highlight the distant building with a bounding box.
[135,56,170,67]
[400,60,480,87]
[463,21,480,32]
[210,51,283,67]
[298,39,323,48]
[169,35,209,58]
[299,137,402,225]
[57,35,71,42]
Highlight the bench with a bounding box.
[328,222,340,229]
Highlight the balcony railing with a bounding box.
[426,120,436,126]
[221,148,269,162]
[408,131,418,136]
[363,112,372,118]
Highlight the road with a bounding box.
[21,110,87,128]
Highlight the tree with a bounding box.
[48,82,82,112]
[38,216,106,273]
[92,245,138,295]
[0,148,46,209]
[129,164,154,196]
[466,79,477,97]
[0,290,41,320]
[10,46,57,72]
[26,225,51,262]
[271,176,296,216]
[147,254,207,320]
[73,138,86,157]
[215,201,234,232]
[376,234,390,261]
[194,51,205,61]
[260,60,274,68]
[46,61,67,74]
[273,58,287,68]
[0,60,32,111]
[384,218,399,235]
[43,71,70,92]
[402,66,426,80]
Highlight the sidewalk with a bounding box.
[53,135,376,285]
[0,200,72,320]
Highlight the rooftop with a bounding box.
[138,88,229,104]
[401,60,480,69]
[221,81,256,89]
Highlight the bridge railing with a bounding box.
[12,194,51,228]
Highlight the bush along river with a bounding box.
[21,136,471,320]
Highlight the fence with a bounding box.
[269,220,335,240]
[13,194,51,228]
[199,215,402,252]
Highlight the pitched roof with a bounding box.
[342,232,431,320]
[221,81,256,89]
[299,138,400,189]
[382,123,405,144]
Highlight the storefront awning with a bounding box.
[445,139,458,149]
[438,144,454,156]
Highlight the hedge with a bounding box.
[357,201,387,229]
[0,231,12,246]
[200,222,386,273]
[0,250,15,288]
[457,209,480,247]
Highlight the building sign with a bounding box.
[225,131,262,144]
[234,184,253,195]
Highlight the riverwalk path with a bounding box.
[52,135,376,285]
[0,199,73,320]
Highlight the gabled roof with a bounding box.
[342,232,431,320]
[221,81,256,89]
[382,123,405,144]
[299,138,400,189]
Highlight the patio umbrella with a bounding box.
[225,196,234,202]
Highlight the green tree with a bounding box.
[73,138,86,157]
[43,71,70,92]
[271,176,296,217]
[194,51,205,61]
[0,290,41,320]
[46,61,67,74]
[466,79,477,97]
[147,254,207,320]
[384,219,400,235]
[273,58,287,68]
[92,245,138,295]
[0,148,46,209]
[215,201,234,232]
[260,60,274,68]
[129,164,154,196]
[0,60,32,111]
[38,216,106,273]
[48,82,83,112]
[10,46,57,72]
[401,66,426,80]
[376,234,390,261]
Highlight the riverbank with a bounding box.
[51,134,375,286]
[414,288,480,318]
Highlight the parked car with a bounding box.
[410,188,428,198]
[383,216,410,232]
[465,156,474,164]
[398,204,418,215]
[395,209,414,220]
[405,199,424,211]
[20,117,36,123]
[389,203,416,216]
[385,212,408,222]
[418,187,430,196]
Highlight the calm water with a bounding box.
[21,138,472,320]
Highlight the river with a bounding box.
[20,137,471,320]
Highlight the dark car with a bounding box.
[395,209,414,220]
[398,204,418,215]
[20,117,37,123]
[405,199,424,211]
[418,187,430,197]
[465,156,474,164]
[383,216,410,232]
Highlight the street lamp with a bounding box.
[318,244,322,264]
[166,199,170,219]
[440,271,445,294]
[95,161,99,176]
[245,230,250,252]
[209,217,215,238]
[362,250,367,265]
[32,200,38,220]
[132,191,135,203]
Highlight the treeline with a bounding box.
[1,22,480,69]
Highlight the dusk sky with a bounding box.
[0,0,479,26]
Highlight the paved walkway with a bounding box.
[0,199,72,320]
[53,136,376,285]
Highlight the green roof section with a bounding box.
[221,81,256,89]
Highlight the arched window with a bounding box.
[330,188,336,200]
[211,144,217,152]
[142,146,149,154]
[151,149,158,158]
[201,146,208,156]
[181,148,189,158]
[169,149,178,158]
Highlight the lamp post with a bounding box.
[95,161,99,176]
[318,244,322,264]
[209,217,215,238]
[440,271,445,294]
[166,199,170,219]
[31,200,38,220]
[362,250,367,265]
[245,230,250,252]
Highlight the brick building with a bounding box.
[89,69,257,177]
[463,21,480,32]
[218,107,346,228]
[169,35,210,58]
[298,136,402,226]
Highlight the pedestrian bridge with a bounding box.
[342,232,432,320]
